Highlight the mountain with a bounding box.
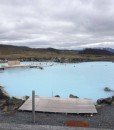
[0,44,79,54]
[103,48,114,53]
[79,48,114,55]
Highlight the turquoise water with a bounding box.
[0,62,114,100]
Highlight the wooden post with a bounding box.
[52,91,53,97]
[32,90,35,123]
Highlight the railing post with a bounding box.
[32,90,35,123]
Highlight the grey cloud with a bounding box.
[0,0,114,49]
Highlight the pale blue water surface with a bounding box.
[0,62,114,100]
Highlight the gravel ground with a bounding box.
[0,105,114,129]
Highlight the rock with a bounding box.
[4,97,24,111]
[112,96,114,101]
[104,87,112,92]
[54,95,60,98]
[38,66,43,70]
[3,106,8,112]
[104,97,112,105]
[0,86,25,112]
[69,94,79,98]
[11,97,24,106]
[53,57,61,62]
[5,98,14,106]
[97,97,112,105]
[0,86,10,99]
[13,105,19,110]
[95,104,104,109]
[111,101,114,105]
[0,100,6,107]
[97,98,105,104]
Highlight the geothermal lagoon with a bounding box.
[0,61,114,100]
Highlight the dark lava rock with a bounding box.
[69,94,79,98]
[104,87,112,92]
[112,96,114,101]
[53,57,61,62]
[97,97,113,105]
[0,86,9,99]
[54,95,60,98]
[104,97,112,105]
[97,98,105,105]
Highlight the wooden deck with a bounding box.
[19,96,97,114]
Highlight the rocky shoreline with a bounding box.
[1,57,114,64]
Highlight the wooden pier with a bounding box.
[19,96,97,114]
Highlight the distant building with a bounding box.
[8,60,20,66]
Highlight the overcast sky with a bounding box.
[0,0,114,49]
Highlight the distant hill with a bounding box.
[0,44,79,54]
[103,48,114,53]
[79,48,114,55]
[0,44,114,62]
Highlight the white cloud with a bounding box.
[0,0,114,49]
